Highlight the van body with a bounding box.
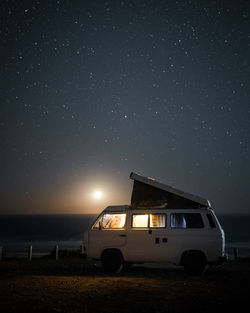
[83,205,227,274]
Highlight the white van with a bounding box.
[83,173,227,274]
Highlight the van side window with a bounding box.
[132,214,166,228]
[149,214,166,228]
[171,213,204,228]
[132,214,148,228]
[93,213,126,229]
[207,214,216,228]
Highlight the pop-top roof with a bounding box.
[130,172,210,209]
[104,205,129,212]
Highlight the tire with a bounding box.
[101,250,123,273]
[183,251,207,275]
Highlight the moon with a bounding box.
[93,190,103,199]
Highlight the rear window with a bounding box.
[171,213,204,229]
[207,214,216,228]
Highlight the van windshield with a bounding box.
[93,213,126,229]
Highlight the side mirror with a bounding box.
[98,221,102,230]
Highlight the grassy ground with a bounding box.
[0,258,250,313]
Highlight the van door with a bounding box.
[88,212,127,259]
[166,211,207,264]
[125,211,170,262]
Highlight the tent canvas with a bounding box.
[130,172,210,209]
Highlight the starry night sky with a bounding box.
[0,0,249,214]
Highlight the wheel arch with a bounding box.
[101,248,124,273]
[180,249,207,265]
[101,248,124,260]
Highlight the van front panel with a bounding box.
[88,211,127,259]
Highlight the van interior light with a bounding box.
[150,214,166,227]
[102,213,126,229]
[133,214,148,227]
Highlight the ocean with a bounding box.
[0,214,97,255]
[0,214,250,257]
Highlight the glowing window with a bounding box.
[93,213,126,229]
[132,214,148,228]
[149,214,166,228]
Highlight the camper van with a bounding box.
[83,173,227,275]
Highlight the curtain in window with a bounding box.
[171,214,187,228]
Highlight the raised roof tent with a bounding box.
[130,172,210,209]
[104,205,129,212]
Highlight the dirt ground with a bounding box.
[0,258,250,313]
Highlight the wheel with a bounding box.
[101,250,123,273]
[183,252,207,275]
